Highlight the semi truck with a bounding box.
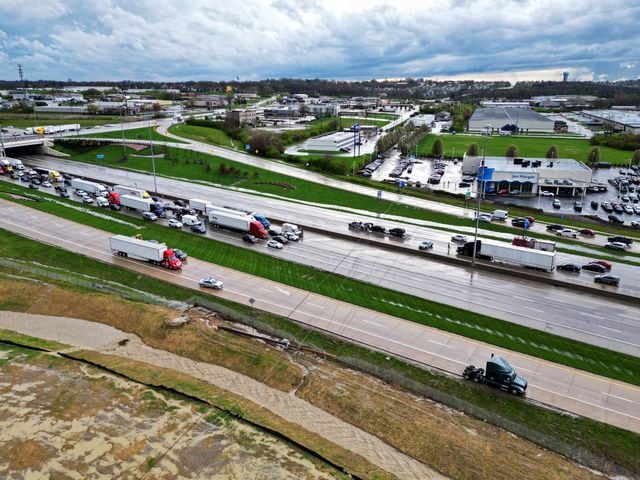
[208,209,268,238]
[463,354,528,395]
[511,236,556,252]
[109,235,182,270]
[69,178,108,196]
[221,205,271,229]
[113,185,150,199]
[116,194,165,216]
[457,239,556,272]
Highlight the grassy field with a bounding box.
[418,133,634,165]
[0,113,139,129]
[1,233,638,476]
[1,183,639,387]
[168,123,235,147]
[73,126,181,143]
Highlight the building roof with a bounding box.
[470,107,552,126]
[481,156,590,172]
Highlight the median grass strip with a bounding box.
[1,190,640,387]
[0,328,71,352]
[74,126,184,143]
[2,255,638,476]
[64,349,391,480]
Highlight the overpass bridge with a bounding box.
[0,134,49,156]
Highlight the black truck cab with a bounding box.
[463,354,528,395]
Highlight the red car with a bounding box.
[498,189,509,195]
[579,229,595,237]
[590,260,612,270]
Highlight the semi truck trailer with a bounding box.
[69,178,108,196]
[189,198,212,214]
[109,235,182,270]
[113,185,150,199]
[457,239,556,272]
[207,209,268,238]
[511,236,556,252]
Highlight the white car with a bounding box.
[168,219,183,229]
[41,181,52,188]
[267,239,283,249]
[556,228,577,238]
[451,235,467,243]
[418,240,434,250]
[283,231,299,241]
[81,195,94,204]
[540,190,554,197]
[477,213,493,223]
[199,277,224,289]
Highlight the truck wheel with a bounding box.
[473,376,481,383]
[463,373,471,380]
[511,388,520,395]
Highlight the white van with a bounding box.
[181,214,202,226]
[491,210,509,221]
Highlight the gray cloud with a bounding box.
[0,0,638,82]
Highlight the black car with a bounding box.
[582,263,607,273]
[174,199,186,207]
[594,274,620,286]
[28,183,38,189]
[607,236,633,245]
[109,203,122,211]
[557,263,581,273]
[348,221,366,230]
[54,185,67,193]
[608,215,624,225]
[190,224,206,234]
[546,224,564,232]
[272,235,288,244]
[512,218,527,228]
[242,234,258,244]
[590,200,598,209]
[370,225,386,234]
[172,248,188,261]
[59,191,70,198]
[388,227,405,238]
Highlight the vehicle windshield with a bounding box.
[167,255,178,262]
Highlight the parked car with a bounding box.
[557,263,581,272]
[168,219,183,229]
[540,190,554,196]
[418,240,434,250]
[608,236,633,245]
[605,242,628,251]
[578,229,595,237]
[267,239,283,249]
[594,274,620,286]
[199,276,223,289]
[582,263,607,273]
[142,211,158,221]
[242,234,258,244]
[608,215,624,225]
[552,199,561,209]
[451,234,467,243]
[190,224,206,234]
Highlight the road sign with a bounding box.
[377,190,382,200]
[398,180,405,188]
[96,154,105,160]
[524,219,530,229]
[245,144,251,151]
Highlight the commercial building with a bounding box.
[468,107,554,133]
[304,132,355,152]
[227,108,256,126]
[581,109,640,134]
[462,155,592,196]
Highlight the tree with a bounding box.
[431,138,443,157]
[586,146,601,167]
[505,145,518,157]
[632,149,640,166]
[467,143,479,156]
[545,145,558,159]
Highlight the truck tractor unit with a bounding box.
[208,208,269,239]
[463,354,528,395]
[109,235,182,270]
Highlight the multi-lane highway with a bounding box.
[1,199,638,434]
[15,155,640,356]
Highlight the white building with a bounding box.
[409,114,435,127]
[469,107,554,133]
[304,132,356,153]
[462,155,592,196]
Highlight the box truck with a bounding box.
[189,198,212,213]
[109,235,182,270]
[69,178,108,196]
[208,209,268,238]
[457,239,556,271]
[120,194,153,212]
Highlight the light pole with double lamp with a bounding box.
[472,124,491,267]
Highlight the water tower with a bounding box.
[562,71,569,82]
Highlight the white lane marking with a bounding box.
[512,295,531,301]
[306,302,323,309]
[582,312,602,319]
[620,314,639,321]
[361,319,383,327]
[258,287,272,292]
[523,306,544,313]
[275,286,290,296]
[429,340,457,349]
[601,392,634,403]
[597,325,622,333]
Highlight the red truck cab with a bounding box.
[163,249,182,269]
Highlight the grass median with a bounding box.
[1,185,639,388]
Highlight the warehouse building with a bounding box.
[462,155,592,196]
[468,107,554,133]
[304,132,355,153]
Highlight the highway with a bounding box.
[1,199,639,434]
[14,155,640,356]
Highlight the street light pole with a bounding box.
[148,119,157,194]
[120,105,126,153]
[472,124,491,267]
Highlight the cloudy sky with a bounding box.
[1,0,639,83]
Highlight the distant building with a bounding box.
[191,94,227,109]
[263,106,299,119]
[307,103,340,117]
[304,132,355,152]
[228,109,256,126]
[582,109,640,134]
[462,155,591,196]
[469,107,553,133]
[409,114,435,127]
